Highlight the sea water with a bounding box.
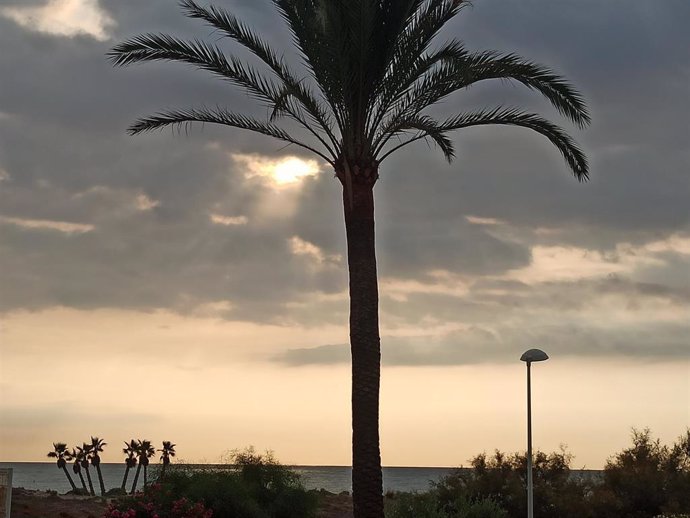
[0,463,456,494]
[0,463,601,494]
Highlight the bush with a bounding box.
[384,491,506,518]
[434,447,590,518]
[105,483,213,518]
[593,429,690,518]
[159,448,317,518]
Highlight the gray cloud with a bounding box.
[0,0,688,361]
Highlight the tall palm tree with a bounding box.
[158,441,176,480]
[77,443,96,496]
[110,1,589,516]
[121,439,138,491]
[47,443,77,492]
[89,436,107,496]
[70,448,89,494]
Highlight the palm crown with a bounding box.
[47,442,72,468]
[109,0,589,188]
[159,441,177,465]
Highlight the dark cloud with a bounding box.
[0,0,688,362]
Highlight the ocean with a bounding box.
[0,462,456,494]
[0,463,603,494]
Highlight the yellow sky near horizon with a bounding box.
[1,306,687,468]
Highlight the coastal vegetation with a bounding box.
[42,429,689,518]
[385,429,690,518]
[106,448,318,518]
[108,2,590,516]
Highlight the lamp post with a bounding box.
[520,348,549,518]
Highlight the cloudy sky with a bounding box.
[0,0,688,469]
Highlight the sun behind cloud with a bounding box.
[232,154,321,187]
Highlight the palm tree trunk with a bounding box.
[131,464,142,494]
[84,466,95,496]
[160,462,166,481]
[121,466,130,491]
[342,177,384,518]
[95,464,106,496]
[143,464,148,488]
[61,466,78,492]
[77,471,87,492]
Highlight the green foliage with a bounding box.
[160,448,317,518]
[430,429,690,518]
[435,447,589,518]
[106,484,212,518]
[589,429,690,518]
[384,491,506,518]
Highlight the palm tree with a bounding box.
[77,443,96,496]
[121,439,138,491]
[89,436,107,496]
[140,440,156,488]
[47,443,77,492]
[109,2,589,516]
[158,441,176,480]
[70,448,88,494]
[130,440,155,493]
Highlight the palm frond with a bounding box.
[379,107,588,181]
[449,51,591,128]
[383,114,455,162]
[179,0,340,151]
[129,106,335,165]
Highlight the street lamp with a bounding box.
[520,348,549,518]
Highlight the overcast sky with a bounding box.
[0,0,688,468]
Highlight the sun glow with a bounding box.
[232,154,321,186]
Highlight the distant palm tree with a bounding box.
[70,448,88,494]
[130,439,155,493]
[121,439,138,492]
[77,443,96,496]
[110,2,589,515]
[89,436,107,496]
[140,440,156,488]
[47,443,77,492]
[158,441,176,480]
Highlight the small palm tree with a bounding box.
[47,443,77,492]
[140,440,156,488]
[77,443,96,496]
[70,448,88,494]
[89,436,107,496]
[121,439,138,491]
[130,439,155,494]
[158,441,176,480]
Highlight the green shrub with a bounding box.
[160,448,317,518]
[434,447,590,518]
[384,491,506,518]
[385,492,446,518]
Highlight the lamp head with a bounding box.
[520,348,549,363]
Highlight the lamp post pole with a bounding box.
[526,360,533,518]
[520,348,548,518]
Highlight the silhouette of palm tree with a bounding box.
[77,443,96,496]
[121,439,138,492]
[130,440,155,493]
[110,2,589,515]
[158,441,176,480]
[89,436,107,496]
[70,448,88,494]
[47,443,77,492]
